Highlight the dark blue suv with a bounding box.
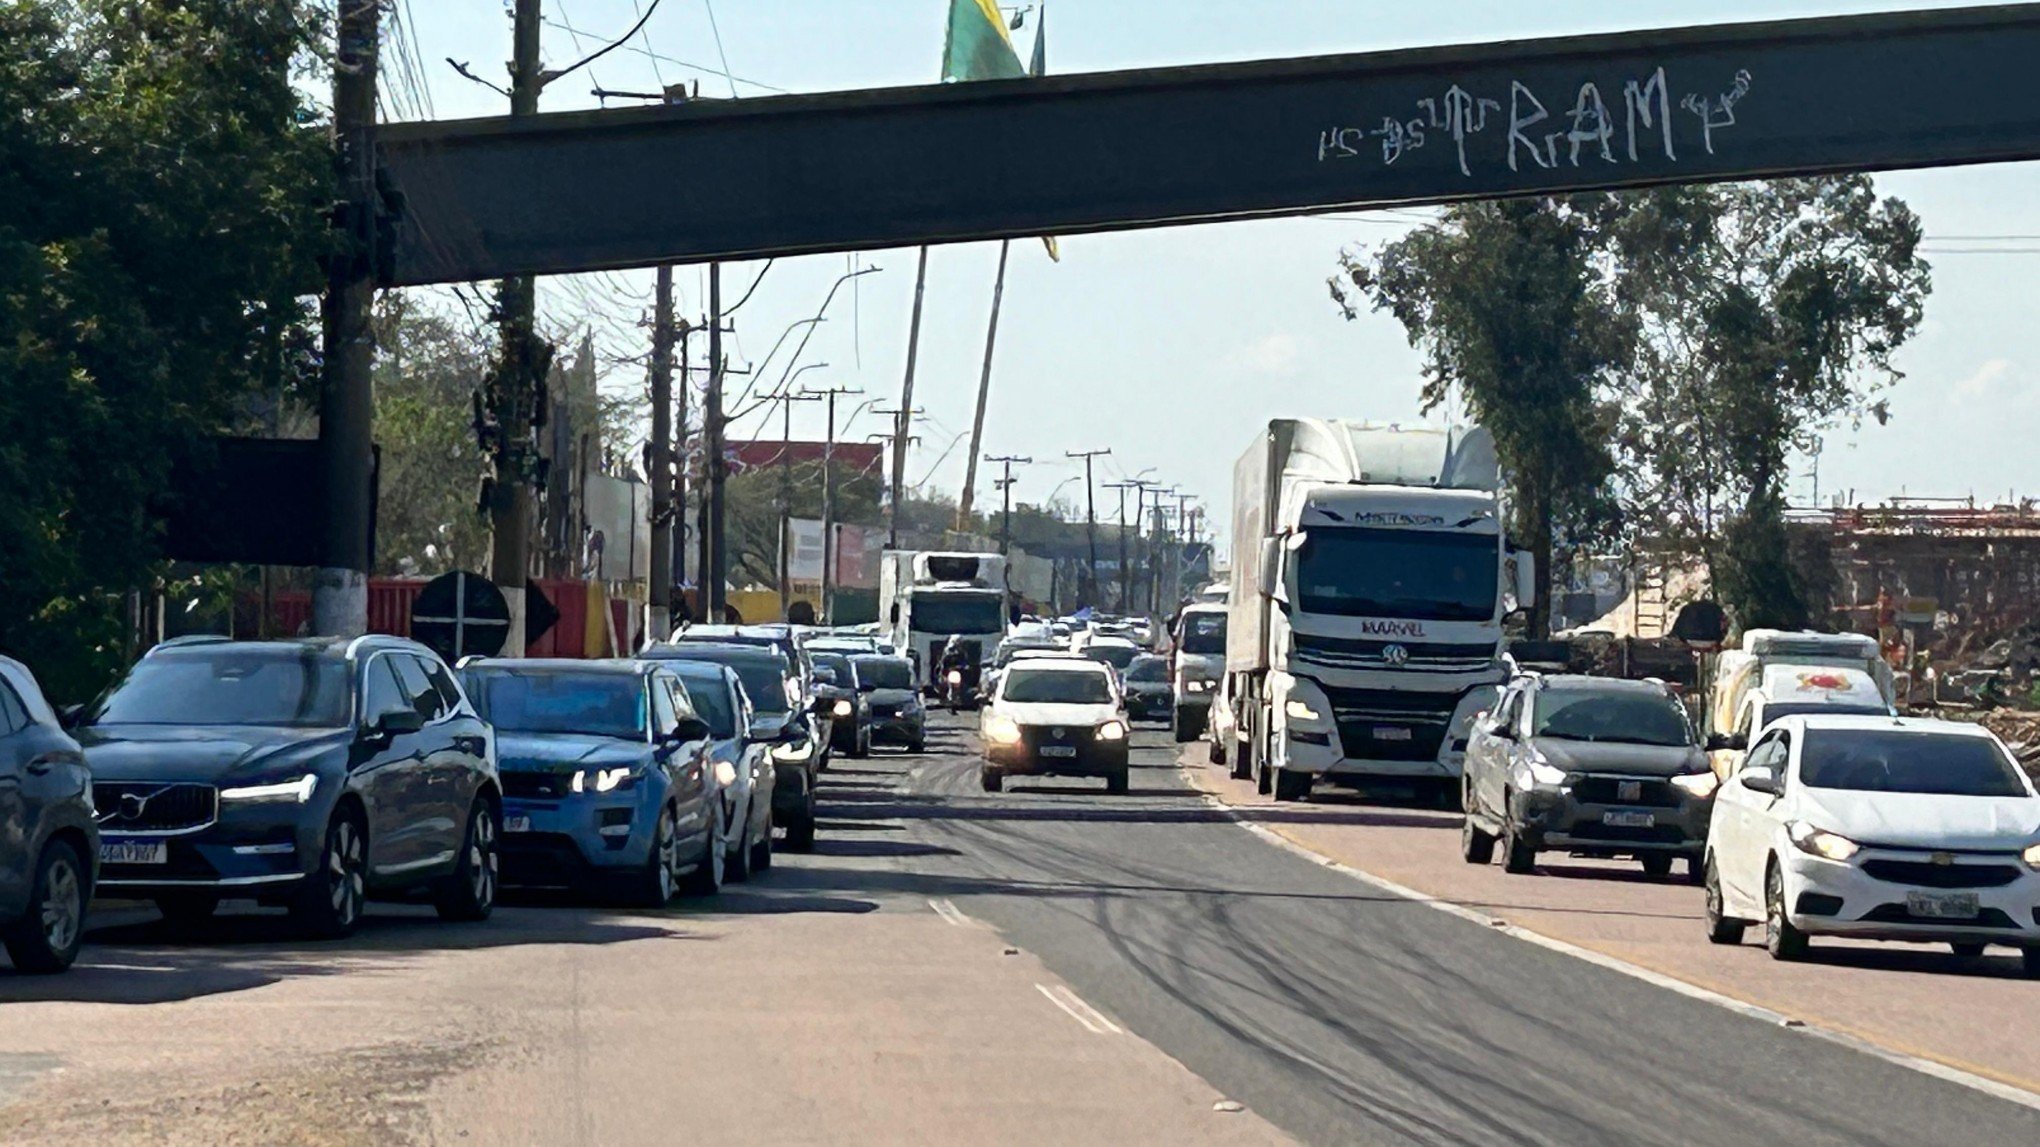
[0,656,95,973]
[77,636,502,937]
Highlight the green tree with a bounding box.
[1609,177,1930,628]
[372,296,493,576]
[1332,198,1629,636]
[0,0,328,698]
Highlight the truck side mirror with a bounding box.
[1257,537,1283,602]
[1510,550,1537,615]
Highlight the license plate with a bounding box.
[1602,810,1656,829]
[101,839,168,865]
[1372,727,1413,742]
[1907,891,1980,919]
[1039,745,1078,758]
[503,815,533,834]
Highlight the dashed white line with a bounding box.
[1194,785,2040,1114]
[1036,983,1123,1035]
[928,897,974,927]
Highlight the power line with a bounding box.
[538,16,786,93]
[701,0,740,99]
[546,0,665,88]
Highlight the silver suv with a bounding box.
[1460,674,1715,881]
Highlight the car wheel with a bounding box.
[1460,813,1495,865]
[1764,861,1808,961]
[783,791,818,853]
[1106,770,1129,796]
[435,797,499,921]
[1172,709,1194,744]
[1950,942,1987,959]
[3,840,87,974]
[1501,805,1536,875]
[1210,733,1229,768]
[749,807,774,873]
[155,892,220,924]
[681,800,724,897]
[2022,948,2040,980]
[292,809,367,939]
[726,799,755,883]
[1273,768,1310,802]
[907,732,926,754]
[1640,854,1673,879]
[1684,855,1708,886]
[981,769,1003,793]
[1703,856,1746,945]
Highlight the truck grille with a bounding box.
[93,782,218,833]
[1317,685,1456,762]
[1292,632,1495,674]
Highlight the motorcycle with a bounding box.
[940,664,981,711]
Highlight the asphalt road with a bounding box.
[862,711,2040,1146]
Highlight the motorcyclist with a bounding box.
[938,636,976,711]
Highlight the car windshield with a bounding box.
[1293,527,1495,621]
[89,647,351,728]
[1085,644,1140,670]
[911,593,1005,634]
[1759,702,1889,726]
[671,670,738,739]
[1179,613,1226,654]
[653,650,790,712]
[1532,689,1693,746]
[996,642,1057,666]
[853,658,913,690]
[1004,668,1114,705]
[1800,729,2030,796]
[1125,659,1169,683]
[813,653,854,688]
[467,671,646,740]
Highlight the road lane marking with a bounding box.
[1189,779,2040,1114]
[929,898,973,927]
[1036,983,1123,1035]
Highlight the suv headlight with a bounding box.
[1669,770,1720,799]
[1787,820,1860,861]
[1284,698,1322,722]
[1522,752,1569,789]
[1096,720,1127,742]
[220,774,318,804]
[571,767,635,793]
[984,714,1023,744]
[2020,842,2040,871]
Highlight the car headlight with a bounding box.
[1787,820,1860,862]
[1523,753,1569,789]
[984,714,1023,744]
[1096,720,1127,741]
[219,774,318,804]
[1284,698,1322,722]
[713,760,738,787]
[570,767,635,793]
[2023,842,2040,871]
[1670,770,1720,799]
[832,699,853,718]
[1186,679,1211,694]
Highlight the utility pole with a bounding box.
[1129,478,1158,613]
[1066,448,1110,609]
[673,317,692,622]
[1171,491,1196,609]
[704,264,727,622]
[985,455,1032,556]
[890,246,930,549]
[313,0,379,638]
[956,239,1012,530]
[486,0,546,655]
[809,385,864,624]
[775,384,825,620]
[1103,481,1138,614]
[646,265,677,644]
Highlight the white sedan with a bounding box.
[979,659,1130,795]
[1704,714,2040,975]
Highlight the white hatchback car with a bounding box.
[1704,714,2040,975]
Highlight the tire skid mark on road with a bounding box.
[928,897,975,927]
[1036,983,1124,1034]
[1190,773,2040,1116]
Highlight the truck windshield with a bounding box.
[1293,528,1495,621]
[912,593,1005,634]
[1178,613,1226,654]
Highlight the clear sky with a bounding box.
[393,0,2040,554]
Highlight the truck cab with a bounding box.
[879,551,1010,691]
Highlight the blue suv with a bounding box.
[0,656,95,973]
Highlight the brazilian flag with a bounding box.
[942,0,1026,83]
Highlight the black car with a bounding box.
[641,643,821,851]
[812,652,871,758]
[851,655,925,752]
[673,624,831,759]
[77,636,502,936]
[1121,654,1173,723]
[0,656,96,973]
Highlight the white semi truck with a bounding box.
[1226,420,1531,802]
[878,550,1011,689]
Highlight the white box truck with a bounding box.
[1226,420,1531,802]
[878,551,1011,690]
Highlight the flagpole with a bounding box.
[955,238,1011,531]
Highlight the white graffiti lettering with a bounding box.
[1681,69,1752,155]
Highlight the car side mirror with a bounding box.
[57,703,85,729]
[668,717,711,744]
[775,716,807,744]
[1706,733,1747,753]
[370,706,424,738]
[1738,766,1781,796]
